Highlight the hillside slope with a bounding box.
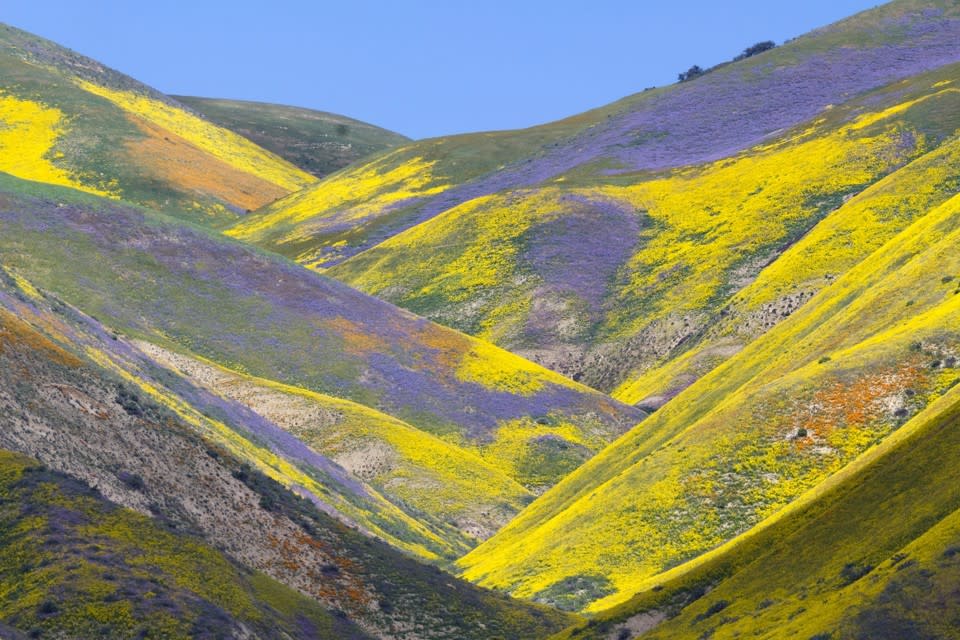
[233,1,960,396]
[0,265,464,560]
[331,63,960,394]
[457,150,960,610]
[174,96,410,178]
[553,383,960,640]
[0,172,642,543]
[0,450,373,640]
[0,22,315,226]
[133,341,533,543]
[612,76,960,407]
[0,272,576,639]
[230,0,960,276]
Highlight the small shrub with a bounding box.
[532,574,616,611]
[38,600,58,615]
[840,562,873,585]
[117,471,145,491]
[896,559,918,572]
[818,356,832,364]
[693,599,730,623]
[678,65,705,82]
[258,494,277,511]
[735,40,776,60]
[618,629,632,640]
[115,386,144,417]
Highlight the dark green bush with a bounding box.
[678,65,705,82]
[735,41,776,61]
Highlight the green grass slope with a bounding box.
[174,96,410,178]
[0,277,576,638]
[456,155,960,610]
[552,383,960,639]
[0,22,315,227]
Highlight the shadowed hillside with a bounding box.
[0,450,373,640]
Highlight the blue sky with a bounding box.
[4,1,881,139]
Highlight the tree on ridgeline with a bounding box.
[735,40,776,61]
[678,65,705,82]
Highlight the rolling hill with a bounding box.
[457,125,960,612]
[0,272,575,638]
[0,171,641,549]
[554,378,960,639]
[0,263,467,561]
[214,0,960,619]
[3,1,960,637]
[174,96,410,178]
[0,22,315,226]
[231,0,960,398]
[334,60,960,397]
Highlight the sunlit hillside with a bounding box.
[235,2,960,403]
[0,172,640,555]
[0,23,315,226]
[459,179,960,609]
[2,1,960,638]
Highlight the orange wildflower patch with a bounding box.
[0,310,82,368]
[323,316,390,356]
[790,363,927,441]
[125,114,289,212]
[407,321,475,374]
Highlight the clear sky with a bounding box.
[4,1,882,139]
